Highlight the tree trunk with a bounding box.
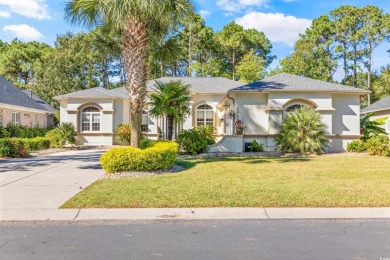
[188,31,192,77]
[353,41,358,88]
[343,42,348,83]
[167,114,174,140]
[232,49,235,80]
[160,60,163,78]
[122,17,149,148]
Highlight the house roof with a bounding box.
[361,96,390,114]
[147,77,245,93]
[21,89,57,113]
[230,73,370,94]
[54,87,128,99]
[0,76,54,113]
[55,77,245,100]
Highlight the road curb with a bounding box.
[1,208,390,221]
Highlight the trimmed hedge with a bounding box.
[0,138,30,157]
[100,141,179,173]
[0,125,49,138]
[0,137,51,157]
[21,137,51,151]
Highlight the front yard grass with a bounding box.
[62,156,390,208]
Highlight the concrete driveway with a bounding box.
[0,150,104,214]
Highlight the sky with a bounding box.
[0,0,389,79]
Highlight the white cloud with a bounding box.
[3,24,44,41]
[0,0,51,20]
[216,0,268,13]
[0,11,10,18]
[235,12,312,46]
[199,9,210,17]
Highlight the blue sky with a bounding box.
[0,0,389,79]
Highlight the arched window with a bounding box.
[285,103,307,113]
[81,106,101,132]
[196,104,213,126]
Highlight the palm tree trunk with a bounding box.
[167,115,174,140]
[122,17,148,148]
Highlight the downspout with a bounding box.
[227,91,235,109]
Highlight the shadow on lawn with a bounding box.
[176,155,311,170]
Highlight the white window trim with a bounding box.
[141,110,149,133]
[32,114,38,128]
[80,106,102,133]
[12,112,20,126]
[386,119,390,134]
[196,104,214,127]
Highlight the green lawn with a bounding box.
[62,156,390,208]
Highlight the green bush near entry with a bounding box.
[346,140,368,153]
[100,141,179,173]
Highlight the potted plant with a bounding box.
[235,119,246,135]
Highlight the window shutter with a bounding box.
[386,120,390,133]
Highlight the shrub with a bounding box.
[347,140,367,153]
[0,138,29,158]
[115,123,132,145]
[196,125,215,145]
[100,141,179,173]
[46,122,77,147]
[0,127,10,138]
[366,135,390,156]
[5,125,48,138]
[21,137,51,151]
[140,138,157,149]
[274,107,328,154]
[177,128,208,155]
[246,140,264,152]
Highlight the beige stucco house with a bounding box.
[55,73,369,152]
[361,96,390,135]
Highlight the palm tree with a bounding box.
[149,80,191,140]
[274,106,328,154]
[360,112,387,141]
[64,0,193,147]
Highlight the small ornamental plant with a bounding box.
[235,119,246,135]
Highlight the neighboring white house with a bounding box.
[361,96,390,136]
[55,73,369,152]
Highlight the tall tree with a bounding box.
[0,40,51,87]
[149,80,191,140]
[64,0,193,147]
[217,21,274,80]
[235,49,265,83]
[360,6,390,94]
[90,28,122,89]
[149,33,181,78]
[372,66,390,99]
[217,22,246,80]
[33,33,101,108]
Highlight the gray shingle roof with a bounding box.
[54,87,127,99]
[361,96,390,113]
[230,73,370,93]
[21,89,56,113]
[0,76,53,113]
[147,77,244,93]
[55,77,245,99]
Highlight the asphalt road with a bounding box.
[0,219,389,260]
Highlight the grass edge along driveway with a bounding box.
[62,155,390,208]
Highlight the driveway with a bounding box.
[0,150,104,214]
